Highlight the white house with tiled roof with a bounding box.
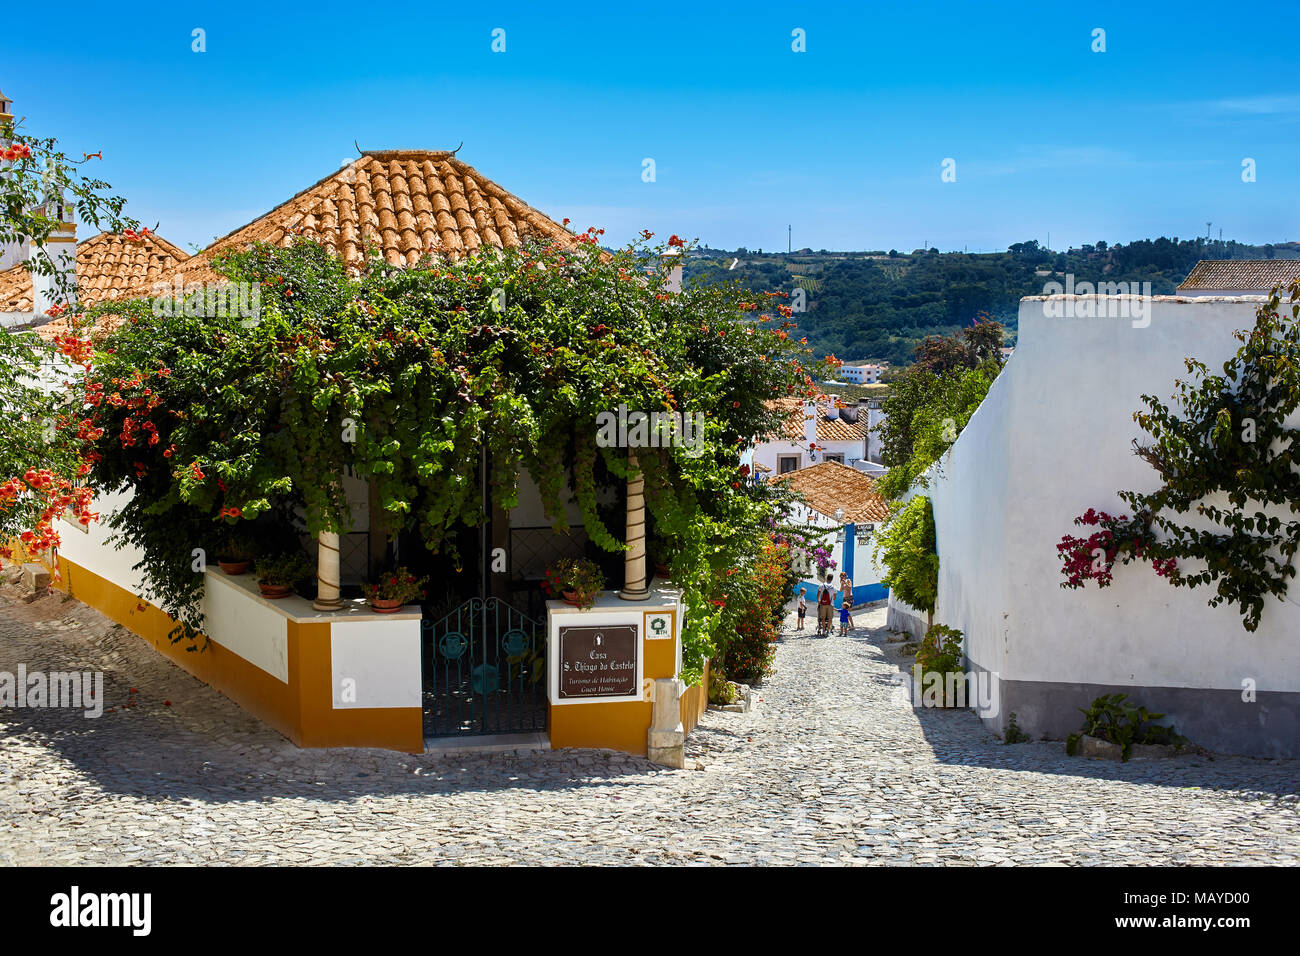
[0,90,192,332]
[754,394,874,476]
[0,229,190,331]
[22,144,703,758]
[777,461,892,607]
[31,149,583,341]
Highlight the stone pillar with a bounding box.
[620,450,650,601]
[646,677,685,768]
[313,531,344,611]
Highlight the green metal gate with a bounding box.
[421,597,547,738]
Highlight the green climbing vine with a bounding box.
[60,231,833,659]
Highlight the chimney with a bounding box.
[661,247,683,293]
[30,193,77,317]
[0,88,12,146]
[802,399,818,448]
[0,90,23,273]
[824,393,840,420]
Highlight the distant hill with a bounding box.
[684,238,1300,365]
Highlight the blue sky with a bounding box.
[3,0,1297,254]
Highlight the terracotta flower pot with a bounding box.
[655,563,671,580]
[369,597,403,614]
[562,590,582,606]
[218,560,251,576]
[258,582,292,599]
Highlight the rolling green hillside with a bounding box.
[684,238,1300,366]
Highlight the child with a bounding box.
[796,588,807,630]
[838,592,850,636]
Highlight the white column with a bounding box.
[313,531,343,611]
[620,450,650,601]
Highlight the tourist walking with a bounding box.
[796,587,807,630]
[816,583,833,637]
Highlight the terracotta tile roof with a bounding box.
[776,461,892,524]
[128,149,579,293]
[0,230,189,314]
[1177,259,1300,292]
[29,149,581,340]
[765,397,866,443]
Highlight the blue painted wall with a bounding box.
[792,580,889,607]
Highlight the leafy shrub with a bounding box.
[61,233,833,650]
[916,624,963,673]
[708,668,737,705]
[255,552,313,589]
[1065,693,1187,761]
[716,537,788,685]
[1003,712,1031,744]
[874,496,939,627]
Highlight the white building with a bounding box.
[891,291,1300,757]
[779,461,892,605]
[0,90,190,331]
[754,394,885,475]
[837,362,887,385]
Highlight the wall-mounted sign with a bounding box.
[557,625,638,699]
[644,610,674,640]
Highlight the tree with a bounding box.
[875,319,1004,500]
[74,233,835,663]
[0,117,137,560]
[873,495,939,628]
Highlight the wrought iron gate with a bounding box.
[421,597,547,738]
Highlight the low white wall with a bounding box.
[56,487,151,598]
[203,571,290,682]
[927,294,1300,756]
[331,618,422,709]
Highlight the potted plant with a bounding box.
[216,534,256,576]
[653,545,674,582]
[542,557,606,609]
[365,566,428,614]
[254,552,313,600]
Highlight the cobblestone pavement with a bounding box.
[1,583,1296,865]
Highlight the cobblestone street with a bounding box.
[1,584,1296,866]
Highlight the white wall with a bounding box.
[754,437,865,475]
[203,571,290,682]
[510,467,588,527]
[56,487,152,598]
[926,294,1300,755]
[331,618,421,708]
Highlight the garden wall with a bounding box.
[48,491,424,751]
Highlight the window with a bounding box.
[823,453,844,465]
[778,455,800,474]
